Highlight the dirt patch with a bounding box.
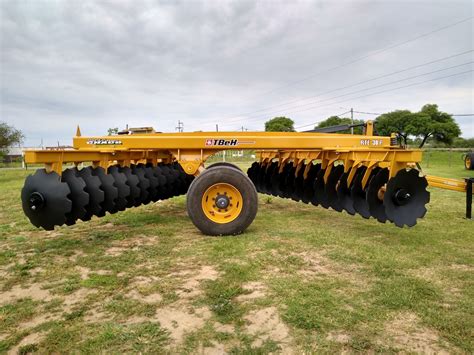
[62,288,98,313]
[176,265,219,299]
[0,284,53,305]
[293,251,332,276]
[17,313,60,331]
[120,265,220,346]
[68,250,86,262]
[8,331,46,355]
[84,308,112,323]
[289,251,368,289]
[381,312,453,353]
[104,247,125,257]
[236,282,267,302]
[43,231,62,239]
[127,289,162,304]
[326,330,351,344]
[105,235,157,256]
[244,306,292,349]
[100,222,115,229]
[448,264,473,272]
[411,267,461,297]
[412,267,438,281]
[155,306,212,344]
[75,266,91,280]
[129,275,160,288]
[214,322,234,333]
[198,342,226,354]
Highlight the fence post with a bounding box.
[466,178,473,219]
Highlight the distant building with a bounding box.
[2,147,23,163]
[118,127,156,135]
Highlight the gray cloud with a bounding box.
[1,0,473,146]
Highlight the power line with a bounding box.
[248,17,473,98]
[199,49,473,127]
[452,114,474,116]
[353,111,383,115]
[295,110,351,129]
[285,70,473,123]
[223,61,473,125]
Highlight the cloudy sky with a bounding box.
[1,0,473,146]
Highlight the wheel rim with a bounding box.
[201,183,243,224]
[466,156,471,169]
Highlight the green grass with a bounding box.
[0,151,472,352]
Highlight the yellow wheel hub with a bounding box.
[202,183,243,224]
[466,156,471,169]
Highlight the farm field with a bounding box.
[0,152,473,353]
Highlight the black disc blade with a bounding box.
[269,165,283,196]
[159,164,175,199]
[91,167,118,216]
[366,168,389,223]
[291,163,306,202]
[313,168,330,208]
[247,162,260,187]
[131,164,151,206]
[78,167,105,220]
[21,169,72,230]
[141,164,159,203]
[108,165,130,211]
[384,169,430,227]
[336,171,356,215]
[151,165,168,200]
[120,166,141,207]
[62,168,89,225]
[264,162,278,195]
[181,164,194,191]
[303,163,320,204]
[283,164,296,198]
[277,163,292,198]
[169,163,182,196]
[173,163,189,195]
[325,165,344,212]
[257,163,269,193]
[351,166,379,219]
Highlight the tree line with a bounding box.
[0,103,471,155]
[264,104,468,148]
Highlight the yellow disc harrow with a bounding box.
[20,121,472,235]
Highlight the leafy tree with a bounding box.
[410,104,461,148]
[316,116,364,134]
[0,122,24,152]
[264,117,295,132]
[108,127,119,135]
[451,137,474,148]
[375,110,415,146]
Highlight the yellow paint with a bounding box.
[201,183,243,224]
[22,124,469,194]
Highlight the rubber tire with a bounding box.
[465,152,474,170]
[207,162,243,172]
[186,166,258,236]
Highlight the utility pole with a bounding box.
[216,124,219,132]
[350,108,354,135]
[176,120,184,133]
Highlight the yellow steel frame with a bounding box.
[22,123,470,193]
